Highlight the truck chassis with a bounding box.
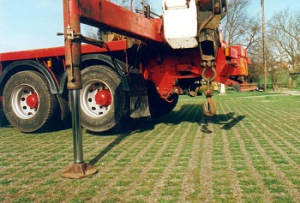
[0,0,254,133]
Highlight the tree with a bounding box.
[268,9,300,88]
[221,0,262,83]
[266,49,289,91]
[222,0,261,50]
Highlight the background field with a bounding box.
[1,91,300,203]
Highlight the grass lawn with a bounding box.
[1,90,300,202]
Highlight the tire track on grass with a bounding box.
[235,101,300,171]
[146,101,202,202]
[41,99,187,201]
[217,105,242,202]
[126,99,201,201]
[179,115,204,202]
[126,123,186,201]
[243,96,300,119]
[243,97,300,144]
[223,101,273,202]
[240,123,300,202]
[198,115,214,202]
[245,101,300,145]
[86,125,169,201]
[1,132,73,202]
[36,124,162,201]
[230,100,300,202]
[91,99,196,202]
[148,123,192,201]
[256,123,300,169]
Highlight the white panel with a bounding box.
[164,0,187,9]
[162,0,198,49]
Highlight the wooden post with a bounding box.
[262,0,267,91]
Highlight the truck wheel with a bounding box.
[3,71,58,132]
[150,94,178,119]
[147,81,179,118]
[79,65,127,132]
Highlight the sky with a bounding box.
[0,0,298,53]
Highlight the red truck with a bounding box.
[0,0,254,133]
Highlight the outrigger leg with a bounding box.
[61,0,97,179]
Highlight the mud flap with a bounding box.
[130,95,151,118]
[128,69,150,118]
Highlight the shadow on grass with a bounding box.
[89,133,126,165]
[199,111,245,134]
[220,114,246,130]
[166,104,246,134]
[162,104,245,133]
[88,104,245,165]
[88,118,156,166]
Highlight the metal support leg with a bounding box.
[61,0,97,179]
[61,89,97,179]
[70,89,83,163]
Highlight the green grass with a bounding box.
[1,91,300,202]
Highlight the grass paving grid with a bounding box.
[1,92,300,202]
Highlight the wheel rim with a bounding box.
[81,80,113,118]
[11,85,39,119]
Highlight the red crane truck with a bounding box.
[0,0,254,133]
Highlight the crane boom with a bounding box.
[78,0,164,43]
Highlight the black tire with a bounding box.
[79,65,128,132]
[147,81,179,119]
[3,71,58,132]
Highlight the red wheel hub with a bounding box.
[95,89,112,106]
[26,93,38,108]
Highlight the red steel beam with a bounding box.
[78,0,164,43]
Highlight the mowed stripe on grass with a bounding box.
[0,93,300,202]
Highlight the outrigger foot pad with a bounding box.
[61,163,98,179]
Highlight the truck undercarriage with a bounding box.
[0,0,255,133]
